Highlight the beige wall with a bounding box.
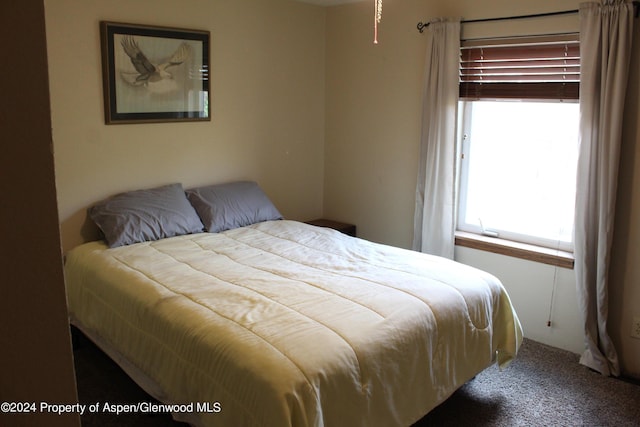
[610,23,640,379]
[324,0,640,378]
[1,1,80,425]
[46,0,327,252]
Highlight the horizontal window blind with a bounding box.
[460,34,580,100]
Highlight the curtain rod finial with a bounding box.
[417,22,429,33]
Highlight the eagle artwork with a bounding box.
[119,35,192,94]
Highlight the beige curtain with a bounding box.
[412,19,461,258]
[575,0,634,376]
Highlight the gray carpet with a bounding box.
[73,330,640,426]
[413,339,640,426]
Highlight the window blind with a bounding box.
[459,34,580,100]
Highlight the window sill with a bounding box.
[455,231,575,270]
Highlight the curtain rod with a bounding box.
[417,1,640,33]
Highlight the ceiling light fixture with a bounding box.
[374,0,382,44]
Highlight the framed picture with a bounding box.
[100,21,210,124]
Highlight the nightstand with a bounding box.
[305,219,356,237]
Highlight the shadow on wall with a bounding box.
[60,209,102,251]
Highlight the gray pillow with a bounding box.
[89,183,204,248]
[186,181,282,232]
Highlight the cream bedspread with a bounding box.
[65,220,522,427]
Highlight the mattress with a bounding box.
[65,220,522,426]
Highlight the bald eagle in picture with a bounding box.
[119,35,192,94]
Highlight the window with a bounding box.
[456,35,580,252]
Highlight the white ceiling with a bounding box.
[294,0,365,6]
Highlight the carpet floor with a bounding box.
[73,331,640,426]
[413,339,640,426]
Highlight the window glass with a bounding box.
[457,100,579,251]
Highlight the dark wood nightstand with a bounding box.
[305,219,356,237]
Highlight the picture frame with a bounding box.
[100,21,210,124]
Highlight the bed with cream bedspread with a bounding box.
[65,220,522,427]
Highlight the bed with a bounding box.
[65,181,522,427]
